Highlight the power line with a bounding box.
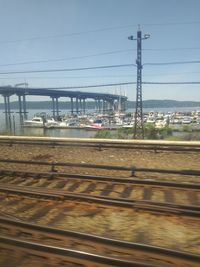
[50,81,200,88]
[1,21,200,45]
[144,60,200,66]
[0,46,200,68]
[0,24,138,45]
[0,64,135,75]
[142,21,200,27]
[143,81,200,84]
[29,82,136,90]
[0,49,134,67]
[0,81,198,91]
[143,47,200,51]
[1,47,200,67]
[0,71,200,80]
[20,81,200,90]
[0,60,199,75]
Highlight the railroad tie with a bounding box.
[27,205,53,222]
[164,190,175,203]
[120,186,133,198]
[100,184,115,197]
[80,183,96,194]
[53,180,66,189]
[142,187,152,201]
[66,181,82,192]
[188,191,199,206]
[16,203,36,213]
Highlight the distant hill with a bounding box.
[128,100,200,109]
[0,100,199,110]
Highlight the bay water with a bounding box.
[0,106,199,138]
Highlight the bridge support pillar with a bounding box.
[102,100,106,114]
[18,95,23,125]
[121,99,126,112]
[76,97,79,114]
[51,97,56,118]
[79,98,82,114]
[70,97,74,115]
[55,97,59,117]
[22,94,27,119]
[51,96,60,118]
[94,99,98,112]
[83,98,86,114]
[3,94,12,131]
[3,95,8,129]
[98,99,101,114]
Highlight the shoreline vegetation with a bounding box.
[94,124,200,141]
[1,125,200,141]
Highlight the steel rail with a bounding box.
[0,136,200,152]
[0,235,158,267]
[0,158,200,177]
[1,169,199,189]
[1,140,200,152]
[0,184,199,216]
[0,215,199,267]
[0,136,200,146]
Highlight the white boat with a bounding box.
[24,117,59,128]
[58,119,80,128]
[85,119,104,130]
[45,118,60,128]
[23,117,45,127]
[182,117,192,124]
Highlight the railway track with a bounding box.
[0,192,199,252]
[0,216,199,267]
[0,170,199,216]
[0,136,200,152]
[0,137,199,265]
[0,184,199,265]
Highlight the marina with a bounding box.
[1,107,200,139]
[22,109,200,130]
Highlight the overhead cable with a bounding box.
[0,61,200,75]
[143,81,200,84]
[0,49,134,67]
[0,64,135,75]
[1,21,200,44]
[18,81,200,90]
[144,60,200,66]
[2,48,200,67]
[143,47,200,51]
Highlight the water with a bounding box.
[0,107,200,138]
[22,127,96,138]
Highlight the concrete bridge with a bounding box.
[0,86,127,129]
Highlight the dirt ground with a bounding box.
[0,144,199,183]
[0,194,199,254]
[0,143,199,255]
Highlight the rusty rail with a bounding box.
[0,158,200,177]
[0,216,199,267]
[0,169,199,189]
[0,183,199,216]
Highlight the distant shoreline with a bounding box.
[0,100,199,110]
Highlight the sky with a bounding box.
[0,0,200,102]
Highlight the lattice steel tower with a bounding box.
[128,27,150,139]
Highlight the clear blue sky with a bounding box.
[0,0,200,101]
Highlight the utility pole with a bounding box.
[128,26,150,139]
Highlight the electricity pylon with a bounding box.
[128,26,150,139]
